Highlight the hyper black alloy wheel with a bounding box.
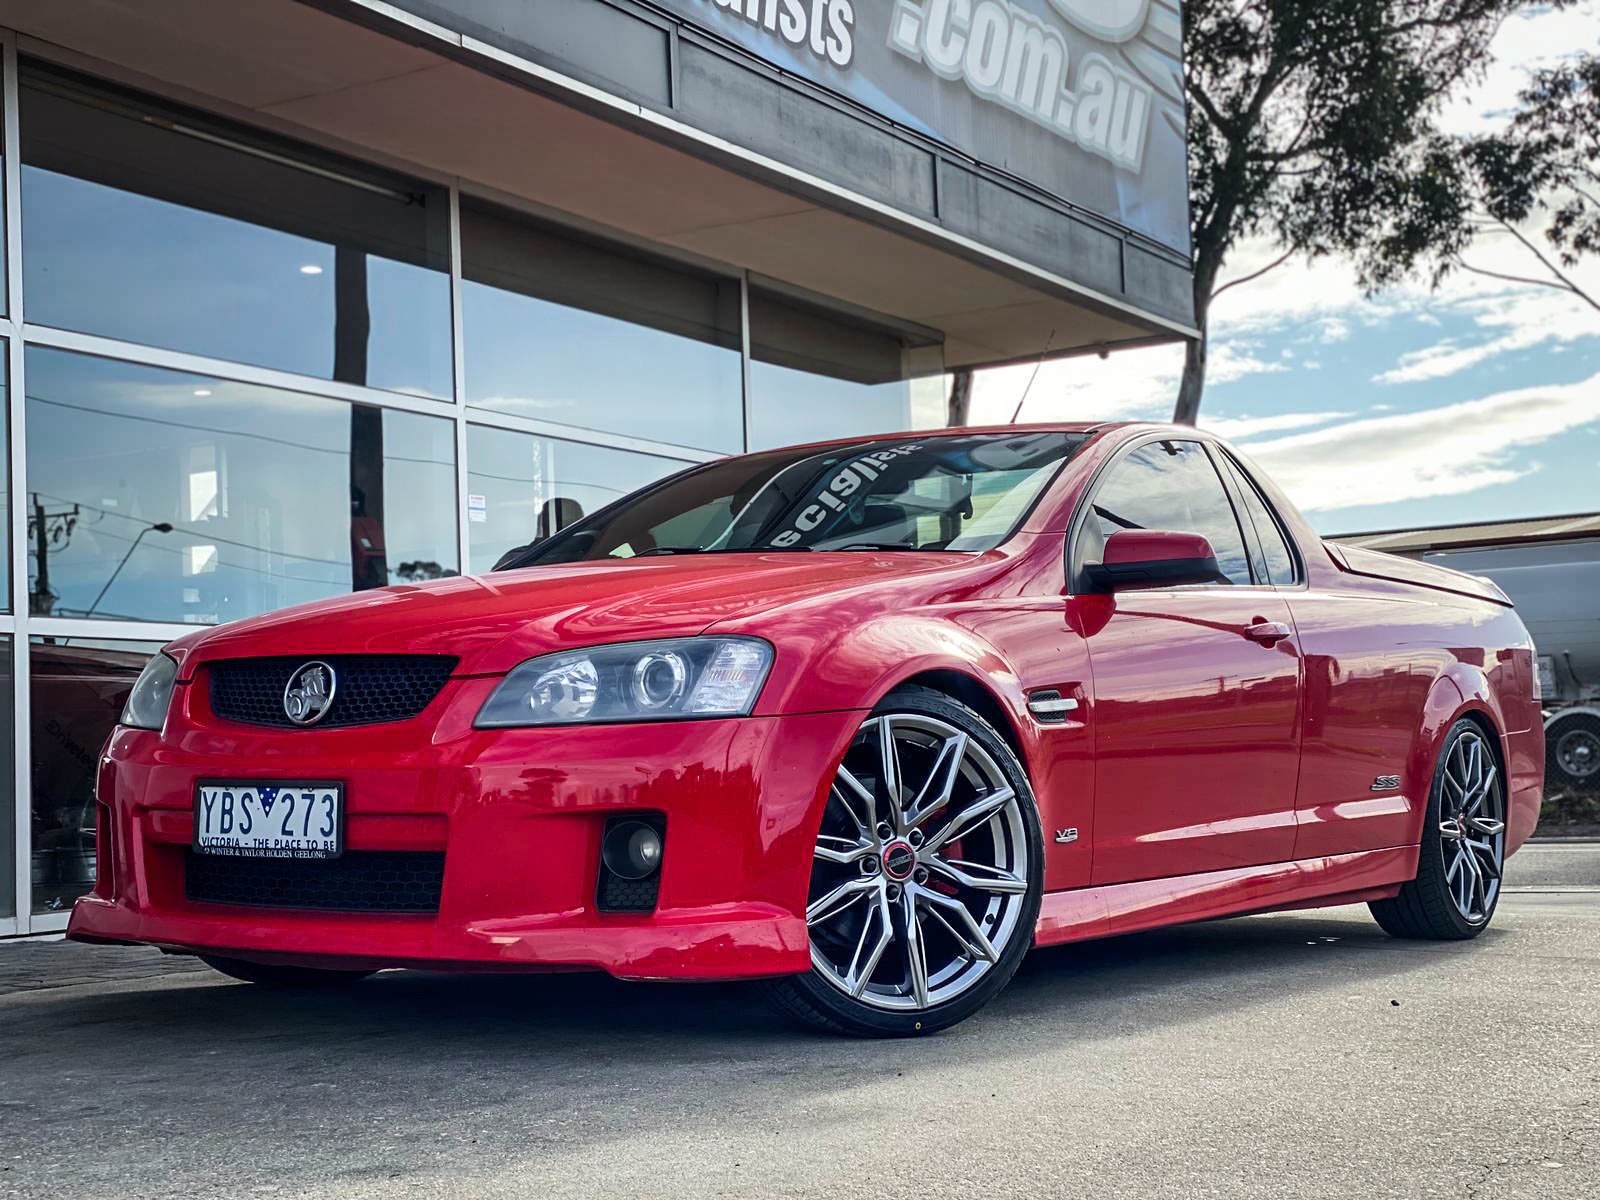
[765,686,1043,1036]
[199,955,375,988]
[1370,719,1507,940]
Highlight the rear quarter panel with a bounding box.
[1289,570,1540,859]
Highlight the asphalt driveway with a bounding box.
[1,852,1595,1199]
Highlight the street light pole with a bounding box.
[84,521,174,618]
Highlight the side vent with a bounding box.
[1026,689,1080,723]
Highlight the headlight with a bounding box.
[475,637,773,728]
[121,652,179,730]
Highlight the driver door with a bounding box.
[1072,439,1304,886]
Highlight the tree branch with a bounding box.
[1492,216,1600,312]
[1453,252,1600,314]
[1209,248,1295,302]
[1454,257,1573,290]
[1187,81,1236,142]
[1568,182,1600,210]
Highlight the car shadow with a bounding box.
[20,906,1489,1056]
[3,905,1510,1192]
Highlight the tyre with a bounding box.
[764,685,1043,1036]
[199,955,375,987]
[1370,719,1507,940]
[1546,712,1600,794]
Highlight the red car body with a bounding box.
[70,422,1543,985]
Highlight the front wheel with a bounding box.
[199,955,375,988]
[765,686,1043,1036]
[1370,719,1507,940]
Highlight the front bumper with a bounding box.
[69,677,862,981]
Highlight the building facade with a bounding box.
[0,0,1193,935]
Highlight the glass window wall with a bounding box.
[461,199,743,453]
[0,639,12,919]
[747,288,945,451]
[0,58,952,930]
[30,637,157,915]
[25,347,459,623]
[0,351,9,611]
[19,69,453,399]
[466,424,687,573]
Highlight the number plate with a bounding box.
[193,782,344,859]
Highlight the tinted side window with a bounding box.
[1083,441,1251,585]
[1222,455,1299,586]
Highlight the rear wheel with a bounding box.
[1370,719,1506,940]
[199,955,375,988]
[765,686,1043,1036]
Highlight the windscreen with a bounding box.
[499,432,1085,568]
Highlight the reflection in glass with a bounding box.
[461,200,743,452]
[30,637,156,914]
[25,347,459,623]
[1086,441,1253,585]
[0,639,11,918]
[20,69,452,398]
[0,357,9,611]
[1222,454,1299,586]
[466,425,687,574]
[747,288,945,450]
[0,60,6,316]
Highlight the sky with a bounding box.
[965,0,1600,536]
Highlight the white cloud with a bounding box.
[1210,343,1289,385]
[968,343,1183,424]
[1439,1,1600,137]
[1208,249,1367,334]
[967,335,1297,425]
[1373,288,1600,384]
[1243,372,1600,514]
[1373,339,1483,385]
[1201,411,1354,440]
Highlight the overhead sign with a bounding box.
[658,0,1189,253]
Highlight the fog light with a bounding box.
[602,820,663,881]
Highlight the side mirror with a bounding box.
[1085,530,1226,592]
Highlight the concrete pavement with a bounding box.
[1506,840,1600,890]
[1,866,1595,1199]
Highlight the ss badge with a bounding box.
[1054,828,1079,845]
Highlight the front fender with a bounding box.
[754,613,1030,724]
[750,605,1094,891]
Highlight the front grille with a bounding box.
[207,655,456,728]
[185,850,445,913]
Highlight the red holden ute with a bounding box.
[71,424,1543,1035]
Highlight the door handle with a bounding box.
[1243,620,1292,645]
